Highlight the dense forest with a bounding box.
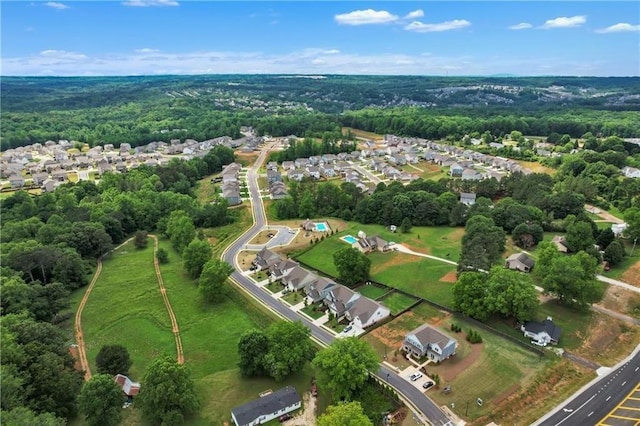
[0,146,235,424]
[2,75,640,150]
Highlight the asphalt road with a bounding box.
[221,146,452,426]
[535,348,640,426]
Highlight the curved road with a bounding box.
[535,346,640,426]
[221,144,452,426]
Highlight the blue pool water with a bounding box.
[342,235,357,244]
[315,222,328,232]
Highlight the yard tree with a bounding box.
[535,241,559,280]
[312,337,379,402]
[452,272,491,321]
[458,215,505,272]
[156,247,169,264]
[56,221,113,259]
[237,329,269,377]
[623,207,640,241]
[133,230,148,249]
[401,217,412,233]
[0,407,65,426]
[485,267,539,322]
[198,259,234,303]
[137,356,199,425]
[333,247,371,287]
[564,221,596,253]
[165,211,196,254]
[95,345,132,375]
[183,238,212,279]
[77,374,123,426]
[317,401,373,426]
[596,228,615,249]
[512,222,544,249]
[542,251,601,309]
[263,321,314,381]
[603,239,625,266]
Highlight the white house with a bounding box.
[345,296,390,329]
[402,324,457,362]
[231,386,301,426]
[611,223,628,237]
[521,317,562,345]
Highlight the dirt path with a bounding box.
[150,234,184,364]
[585,204,624,224]
[283,392,316,426]
[74,258,102,380]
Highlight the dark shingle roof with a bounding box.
[524,319,562,342]
[231,386,301,426]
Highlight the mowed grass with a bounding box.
[380,292,419,315]
[428,320,544,421]
[79,241,174,380]
[355,284,390,300]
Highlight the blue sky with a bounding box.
[2,1,639,76]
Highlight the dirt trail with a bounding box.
[74,259,102,380]
[150,234,184,364]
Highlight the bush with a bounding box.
[156,248,169,264]
[134,230,149,249]
[450,323,462,333]
[466,329,483,344]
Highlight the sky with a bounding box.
[1,1,639,76]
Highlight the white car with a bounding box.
[531,340,547,347]
[409,372,423,381]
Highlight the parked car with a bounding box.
[279,414,292,422]
[343,325,353,333]
[422,381,434,390]
[409,372,423,381]
[531,340,547,347]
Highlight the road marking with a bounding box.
[554,394,597,426]
[621,381,626,386]
[635,367,639,372]
[587,411,593,417]
[606,396,612,401]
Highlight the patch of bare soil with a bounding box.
[369,321,410,350]
[470,360,591,426]
[69,344,83,373]
[572,313,640,365]
[248,230,273,245]
[439,271,457,283]
[284,392,316,426]
[432,339,483,382]
[600,286,640,316]
[621,260,640,287]
[236,251,256,271]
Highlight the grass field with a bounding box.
[355,284,390,300]
[342,127,383,140]
[379,292,419,315]
[68,237,325,425]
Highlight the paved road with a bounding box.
[534,346,640,426]
[350,163,385,185]
[221,145,452,426]
[596,275,640,294]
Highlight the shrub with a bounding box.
[466,329,483,344]
[156,248,169,264]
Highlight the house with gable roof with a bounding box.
[253,248,282,271]
[402,324,458,362]
[231,386,301,426]
[521,317,561,345]
[345,296,390,330]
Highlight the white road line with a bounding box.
[622,381,627,386]
[606,396,612,401]
[555,394,598,426]
[635,367,639,372]
[588,412,593,417]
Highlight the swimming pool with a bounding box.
[342,235,357,244]
[314,222,329,232]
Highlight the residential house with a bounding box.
[321,154,336,163]
[231,386,301,426]
[305,277,337,303]
[253,248,282,271]
[222,181,242,206]
[287,169,306,181]
[324,285,360,319]
[269,182,287,200]
[307,166,321,180]
[9,174,25,188]
[266,170,282,184]
[114,374,141,397]
[521,317,561,345]
[281,161,295,171]
[98,163,113,175]
[269,258,299,281]
[32,172,49,186]
[622,166,640,178]
[461,168,483,181]
[402,324,458,362]
[266,161,278,171]
[345,296,390,329]
[294,158,309,169]
[353,234,390,254]
[281,266,318,292]
[52,170,69,182]
[505,252,535,272]
[460,192,477,206]
[388,154,407,166]
[320,164,335,178]
[308,156,321,166]
[552,235,569,253]
[449,163,464,177]
[611,223,628,237]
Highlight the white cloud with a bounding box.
[404,9,424,20]
[541,15,586,29]
[596,23,640,33]
[334,9,399,26]
[122,0,179,7]
[1,48,630,77]
[135,48,160,53]
[322,49,340,55]
[44,2,69,10]
[404,19,471,33]
[509,22,533,30]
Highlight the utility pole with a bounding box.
[631,237,638,256]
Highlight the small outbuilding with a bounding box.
[231,386,301,426]
[505,252,535,272]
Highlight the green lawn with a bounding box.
[264,280,284,293]
[428,319,545,421]
[355,284,390,300]
[301,303,326,319]
[380,292,419,315]
[282,290,304,305]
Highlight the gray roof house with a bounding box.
[281,266,318,292]
[266,170,282,184]
[324,285,360,319]
[222,181,242,206]
[353,235,390,254]
[269,182,287,200]
[305,277,337,303]
[253,248,282,271]
[402,324,458,362]
[269,258,299,281]
[345,296,391,330]
[521,318,561,345]
[460,192,477,206]
[505,252,535,272]
[231,386,301,426]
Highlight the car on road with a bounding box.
[410,372,423,381]
[422,381,434,390]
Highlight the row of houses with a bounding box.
[252,248,391,330]
[221,163,243,205]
